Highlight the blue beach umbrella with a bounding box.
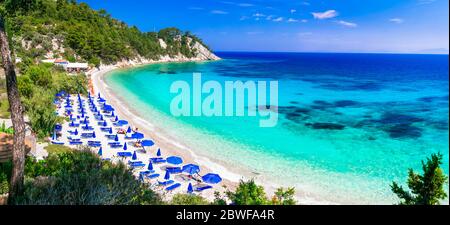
[74,129,78,136]
[141,140,154,147]
[131,132,144,140]
[92,131,96,138]
[111,111,115,117]
[69,114,73,121]
[182,164,200,175]
[98,92,101,98]
[70,121,75,126]
[83,117,88,124]
[100,115,103,120]
[127,126,132,133]
[102,120,107,127]
[167,156,183,165]
[164,170,170,180]
[114,116,119,122]
[132,151,137,160]
[202,173,222,184]
[156,148,161,157]
[187,183,193,194]
[109,127,113,134]
[147,162,153,170]
[98,147,102,156]
[123,142,128,151]
[84,123,89,129]
[114,134,119,142]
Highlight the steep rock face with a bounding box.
[191,41,221,61]
[157,37,220,61]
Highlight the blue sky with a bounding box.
[80,0,449,53]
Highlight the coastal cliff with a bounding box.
[3,0,219,69]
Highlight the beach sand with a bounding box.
[89,64,252,202]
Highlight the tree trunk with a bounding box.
[0,16,26,204]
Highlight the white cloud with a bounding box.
[266,15,274,20]
[301,2,310,6]
[336,20,357,28]
[238,3,254,7]
[273,17,284,22]
[290,9,297,14]
[287,18,299,22]
[253,13,266,17]
[301,19,308,23]
[211,10,229,14]
[312,10,338,20]
[389,18,404,24]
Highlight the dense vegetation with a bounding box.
[17,63,87,138]
[1,0,209,67]
[0,144,297,205]
[391,152,448,205]
[3,146,163,204]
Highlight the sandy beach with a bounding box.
[89,63,250,202]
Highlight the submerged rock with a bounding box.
[305,122,345,130]
[385,124,422,139]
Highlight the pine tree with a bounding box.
[391,153,448,205]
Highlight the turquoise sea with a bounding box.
[105,52,449,204]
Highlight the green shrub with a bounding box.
[0,98,10,118]
[271,187,296,205]
[0,121,14,134]
[226,180,269,205]
[391,152,448,205]
[170,194,210,205]
[0,173,8,195]
[0,161,12,195]
[16,148,163,205]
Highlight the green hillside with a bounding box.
[1,0,211,66]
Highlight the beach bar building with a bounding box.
[64,62,89,73]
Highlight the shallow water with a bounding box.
[105,52,449,204]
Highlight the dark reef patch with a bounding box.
[377,113,424,125]
[334,100,360,107]
[385,124,423,139]
[305,122,345,130]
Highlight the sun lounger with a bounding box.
[158,180,175,186]
[147,173,160,179]
[81,133,95,138]
[105,135,117,139]
[150,157,166,164]
[101,127,112,132]
[67,137,81,142]
[117,152,133,157]
[165,167,182,174]
[81,126,94,131]
[128,160,143,165]
[88,142,101,147]
[129,162,146,168]
[69,141,83,145]
[140,170,155,176]
[165,183,181,191]
[69,123,80,127]
[51,141,65,145]
[195,185,213,192]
